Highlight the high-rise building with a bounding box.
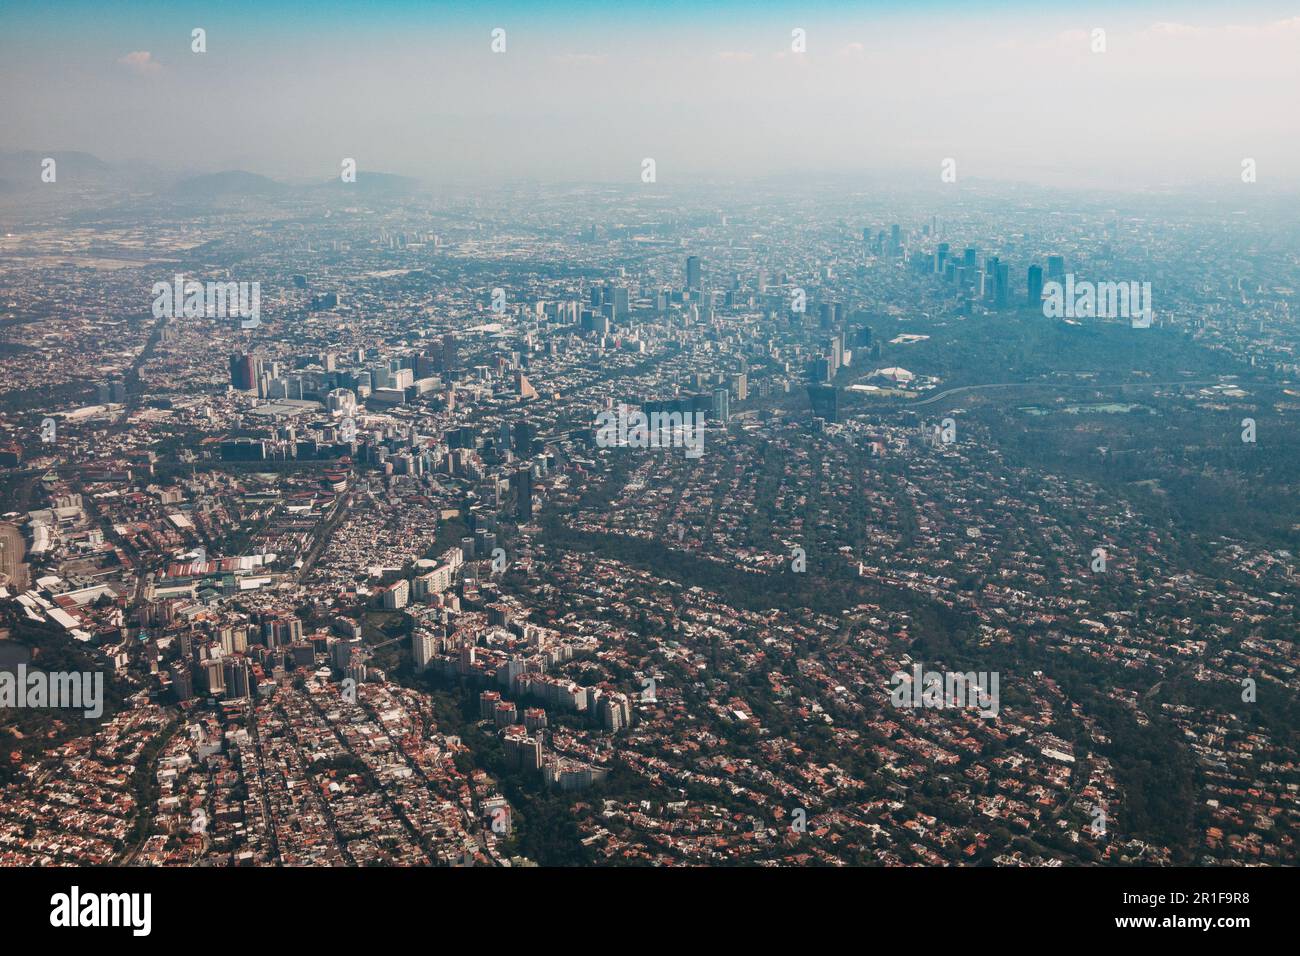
[413,630,438,670]
[170,662,194,702]
[383,579,410,610]
[1027,265,1044,307]
[230,352,257,391]
[730,371,748,402]
[686,256,702,291]
[607,284,629,320]
[1047,254,1066,281]
[436,333,458,373]
[995,262,1010,308]
[808,384,839,423]
[224,657,251,699]
[513,465,533,522]
[513,420,535,456]
[711,386,730,424]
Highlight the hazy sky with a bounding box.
[3,1,1298,189]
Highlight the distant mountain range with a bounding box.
[169,170,289,199]
[0,151,420,202]
[0,150,115,186]
[316,171,420,196]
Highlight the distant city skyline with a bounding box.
[3,1,1299,190]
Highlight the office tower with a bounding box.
[1027,265,1044,307]
[890,224,901,254]
[230,352,257,391]
[515,370,537,400]
[438,333,459,373]
[513,420,536,456]
[513,465,533,522]
[202,658,226,696]
[984,257,1002,304]
[608,285,629,320]
[1047,254,1066,281]
[224,658,251,699]
[712,386,730,424]
[170,663,194,702]
[686,256,702,291]
[935,243,949,274]
[995,262,1010,308]
[963,247,977,270]
[808,384,839,423]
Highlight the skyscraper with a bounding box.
[230,352,257,391]
[513,466,533,522]
[711,386,730,424]
[1027,265,1044,307]
[513,420,536,456]
[995,262,1010,308]
[612,285,629,320]
[686,256,702,291]
[808,384,838,423]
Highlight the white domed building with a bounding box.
[870,367,915,385]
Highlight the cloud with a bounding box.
[117,51,162,75]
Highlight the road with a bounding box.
[907,378,1246,408]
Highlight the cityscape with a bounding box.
[0,2,1295,914]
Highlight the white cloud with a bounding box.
[117,51,162,75]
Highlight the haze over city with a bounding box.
[4,1,1300,188]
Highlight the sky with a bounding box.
[2,1,1298,189]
